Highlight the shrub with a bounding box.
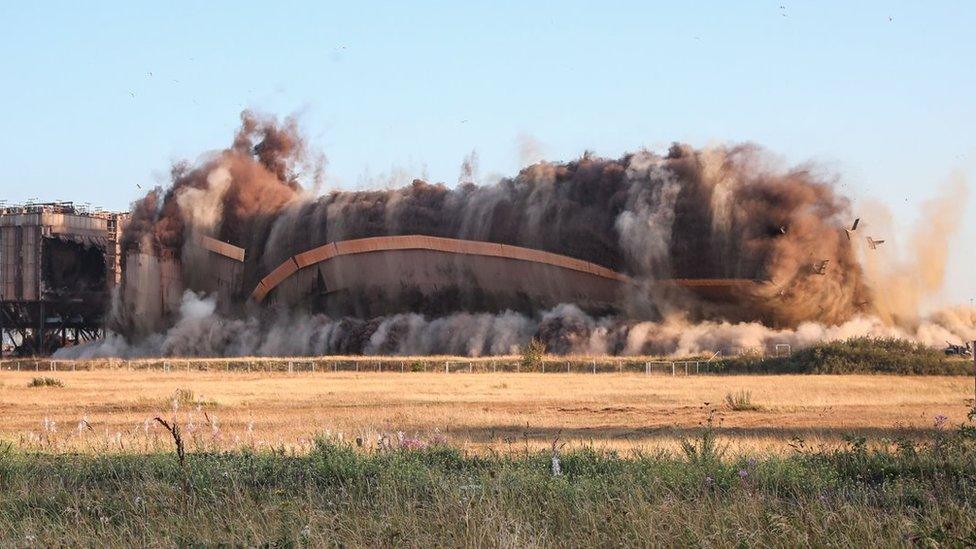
[714,337,966,375]
[725,390,761,411]
[170,388,217,408]
[409,361,425,372]
[28,377,63,388]
[679,411,726,465]
[521,338,546,371]
[174,388,196,406]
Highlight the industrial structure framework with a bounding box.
[0,202,127,356]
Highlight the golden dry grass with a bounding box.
[1,369,971,454]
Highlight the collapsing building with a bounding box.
[0,202,127,356]
[31,113,976,359]
[118,232,246,338]
[62,112,889,358]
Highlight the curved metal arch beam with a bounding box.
[249,235,630,303]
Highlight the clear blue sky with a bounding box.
[1,1,974,304]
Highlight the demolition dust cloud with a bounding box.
[60,112,973,357]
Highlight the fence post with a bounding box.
[671,362,675,376]
[644,362,649,375]
[445,362,449,374]
[541,361,545,374]
[592,360,596,374]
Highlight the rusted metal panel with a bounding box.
[294,242,338,268]
[251,281,270,303]
[252,258,299,300]
[194,234,245,262]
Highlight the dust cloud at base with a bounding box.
[59,292,976,359]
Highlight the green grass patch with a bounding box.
[2,410,976,546]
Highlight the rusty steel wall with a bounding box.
[0,224,40,300]
[272,248,624,317]
[121,251,184,336]
[250,234,758,316]
[254,235,632,316]
[183,233,246,308]
[253,235,629,303]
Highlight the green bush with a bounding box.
[520,338,546,371]
[714,337,968,375]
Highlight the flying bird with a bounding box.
[845,218,860,240]
[813,259,829,275]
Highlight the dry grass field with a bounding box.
[1,369,972,454]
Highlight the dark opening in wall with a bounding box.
[41,238,107,305]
